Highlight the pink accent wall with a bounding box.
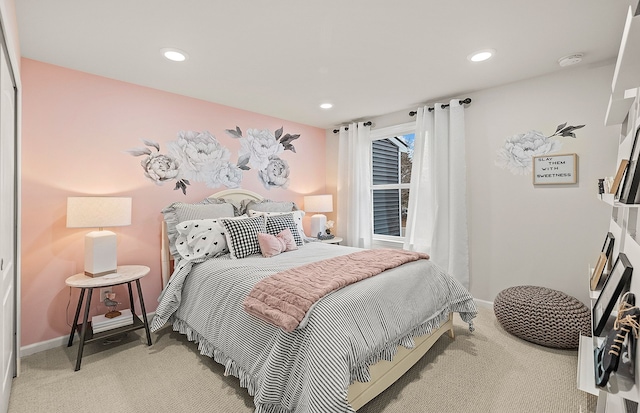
[20,58,327,347]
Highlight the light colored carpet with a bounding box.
[8,307,596,413]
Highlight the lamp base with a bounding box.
[310,214,327,239]
[84,230,117,277]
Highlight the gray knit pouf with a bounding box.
[493,286,591,349]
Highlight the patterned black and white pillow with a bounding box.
[220,215,267,259]
[175,219,228,261]
[162,199,235,259]
[265,213,303,246]
[248,210,307,242]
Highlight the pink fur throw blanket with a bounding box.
[243,248,430,332]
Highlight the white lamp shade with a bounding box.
[304,194,333,213]
[66,197,132,228]
[67,197,132,277]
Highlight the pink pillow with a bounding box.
[258,228,298,258]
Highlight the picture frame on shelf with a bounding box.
[590,252,608,291]
[601,232,615,271]
[592,253,633,336]
[610,159,629,196]
[619,127,640,204]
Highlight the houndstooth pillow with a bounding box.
[248,210,307,242]
[265,213,303,246]
[220,215,267,259]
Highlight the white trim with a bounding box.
[20,335,67,357]
[369,121,416,140]
[20,311,155,357]
[473,298,493,309]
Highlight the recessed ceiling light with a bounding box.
[161,48,188,62]
[467,49,495,62]
[320,103,333,109]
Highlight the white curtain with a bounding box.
[403,100,469,288]
[337,122,372,249]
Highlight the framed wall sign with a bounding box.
[532,154,577,185]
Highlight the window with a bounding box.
[370,123,415,241]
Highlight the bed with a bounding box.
[153,189,477,412]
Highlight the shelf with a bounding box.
[606,90,637,127]
[74,315,145,344]
[612,7,640,100]
[578,335,639,402]
[600,193,640,208]
[578,335,600,396]
[607,6,640,126]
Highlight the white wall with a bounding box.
[327,61,619,305]
[466,62,618,305]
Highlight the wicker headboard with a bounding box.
[160,189,264,287]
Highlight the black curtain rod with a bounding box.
[408,97,472,116]
[332,121,372,134]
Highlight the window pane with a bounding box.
[400,134,414,184]
[372,139,400,184]
[401,188,410,236]
[373,189,401,236]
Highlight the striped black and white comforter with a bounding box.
[151,242,477,413]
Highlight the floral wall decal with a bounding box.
[168,131,242,190]
[127,127,300,194]
[495,122,584,175]
[127,140,190,193]
[225,126,300,190]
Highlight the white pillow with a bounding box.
[248,210,307,241]
[175,219,228,261]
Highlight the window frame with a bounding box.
[370,121,416,243]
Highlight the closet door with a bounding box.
[0,41,16,413]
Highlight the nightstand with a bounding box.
[66,265,152,371]
[321,236,343,245]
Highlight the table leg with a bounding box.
[135,279,152,346]
[75,287,93,371]
[127,282,135,309]
[67,288,86,347]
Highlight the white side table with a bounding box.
[321,236,343,245]
[66,265,152,371]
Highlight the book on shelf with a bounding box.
[91,308,133,333]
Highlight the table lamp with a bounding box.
[66,197,132,277]
[304,194,333,238]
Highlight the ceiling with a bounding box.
[14,1,638,129]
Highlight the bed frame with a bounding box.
[159,189,455,411]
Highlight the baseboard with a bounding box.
[473,298,493,309]
[20,311,156,357]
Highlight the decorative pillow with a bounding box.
[249,210,307,242]
[220,215,267,259]
[265,213,304,246]
[162,199,235,259]
[257,229,298,258]
[240,198,298,215]
[175,219,228,261]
